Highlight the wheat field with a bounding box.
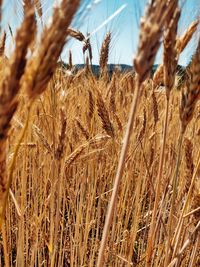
[0,1,199,266]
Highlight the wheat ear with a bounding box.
[153,19,199,87]
[34,0,43,19]
[100,32,111,76]
[0,31,6,56]
[23,0,80,99]
[180,38,200,133]
[176,19,199,54]
[97,91,115,138]
[68,49,73,70]
[67,28,85,41]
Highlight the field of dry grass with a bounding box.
[0,0,199,266]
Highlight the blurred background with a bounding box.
[1,0,200,66]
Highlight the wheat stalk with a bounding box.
[97,1,176,266]
[180,38,200,133]
[168,221,200,267]
[170,149,200,264]
[150,5,180,266]
[166,37,200,264]
[0,7,36,221]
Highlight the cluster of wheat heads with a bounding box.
[0,0,80,266]
[0,0,199,266]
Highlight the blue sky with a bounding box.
[2,0,200,66]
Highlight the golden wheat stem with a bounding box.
[147,6,180,264]
[97,76,141,267]
[171,149,200,257]
[168,221,200,267]
[146,97,170,266]
[188,235,199,267]
[97,1,175,263]
[2,222,9,267]
[9,189,22,217]
[164,130,184,266]
[0,101,33,229]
